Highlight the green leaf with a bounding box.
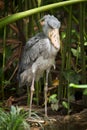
[51,103,58,111]
[62,101,69,109]
[63,70,81,84]
[61,32,66,39]
[83,89,87,95]
[84,42,87,46]
[49,94,57,103]
[71,48,81,58]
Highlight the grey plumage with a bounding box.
[18,14,61,117]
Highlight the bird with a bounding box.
[18,14,61,117]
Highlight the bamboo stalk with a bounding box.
[0,0,87,28]
[58,5,72,100]
[2,26,6,100]
[24,0,29,40]
[66,5,72,114]
[66,6,72,71]
[80,3,86,83]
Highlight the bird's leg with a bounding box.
[29,74,35,117]
[44,69,49,117]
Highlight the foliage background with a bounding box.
[0,0,87,106]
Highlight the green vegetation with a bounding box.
[0,106,30,130]
[0,0,87,117]
[49,94,58,111]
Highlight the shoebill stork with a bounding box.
[18,14,61,117]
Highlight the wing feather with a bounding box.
[18,32,51,74]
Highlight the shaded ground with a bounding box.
[3,95,87,130]
[29,108,87,130]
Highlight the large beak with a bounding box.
[48,28,60,50]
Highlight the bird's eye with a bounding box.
[40,20,45,26]
[41,19,44,22]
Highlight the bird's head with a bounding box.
[40,14,61,50]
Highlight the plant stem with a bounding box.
[0,0,87,28]
[67,5,72,114]
[80,3,86,83]
[2,26,6,100]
